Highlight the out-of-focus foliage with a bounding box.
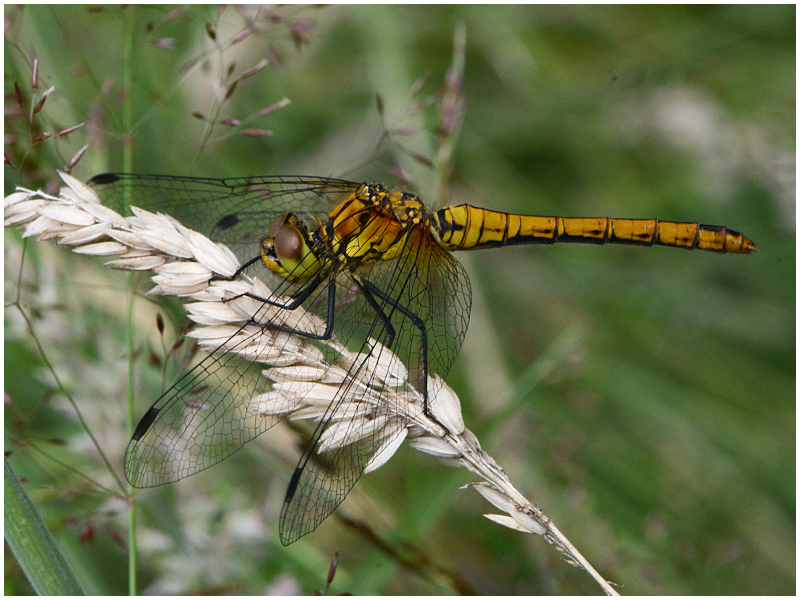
[5,5,793,595]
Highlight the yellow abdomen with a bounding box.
[434,204,757,254]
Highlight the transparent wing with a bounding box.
[127,321,283,486]
[88,173,361,264]
[278,227,472,544]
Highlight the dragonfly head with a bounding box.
[261,213,322,284]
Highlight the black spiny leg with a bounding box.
[359,278,448,434]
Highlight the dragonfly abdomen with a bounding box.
[434,205,757,254]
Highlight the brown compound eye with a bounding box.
[273,223,302,262]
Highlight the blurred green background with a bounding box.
[5,5,794,595]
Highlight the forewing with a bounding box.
[88,174,359,264]
[278,227,472,545]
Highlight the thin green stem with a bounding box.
[122,6,138,596]
[126,285,138,597]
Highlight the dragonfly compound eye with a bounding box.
[273,224,302,262]
[261,214,322,284]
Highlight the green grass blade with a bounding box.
[4,457,86,595]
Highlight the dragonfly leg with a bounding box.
[359,279,449,434]
[356,281,397,349]
[210,254,262,282]
[222,272,337,342]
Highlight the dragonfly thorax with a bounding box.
[327,184,432,268]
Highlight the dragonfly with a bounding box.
[88,173,757,545]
